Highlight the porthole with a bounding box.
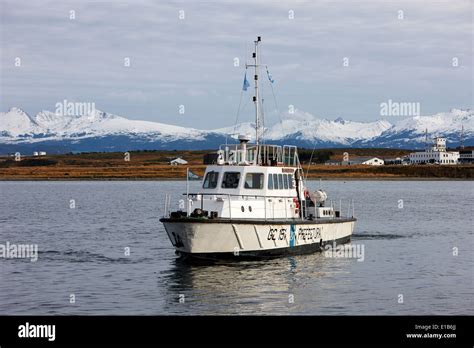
[241,206,245,212]
[249,206,252,212]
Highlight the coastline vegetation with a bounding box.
[0,149,472,180]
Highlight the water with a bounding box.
[0,180,472,315]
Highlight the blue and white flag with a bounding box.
[266,68,274,83]
[242,72,250,91]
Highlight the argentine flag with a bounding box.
[267,69,274,83]
[242,72,250,91]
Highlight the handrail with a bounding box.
[217,143,301,166]
[184,192,300,199]
[181,192,352,221]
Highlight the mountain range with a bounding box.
[0,107,472,154]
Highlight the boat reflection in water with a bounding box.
[157,251,354,315]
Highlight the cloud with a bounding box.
[0,0,471,127]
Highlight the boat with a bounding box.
[160,37,356,260]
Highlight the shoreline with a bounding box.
[1,177,472,182]
[1,151,472,181]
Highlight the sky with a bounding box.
[0,0,472,129]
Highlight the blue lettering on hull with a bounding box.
[290,224,296,247]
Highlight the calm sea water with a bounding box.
[0,180,472,315]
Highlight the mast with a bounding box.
[254,36,261,147]
[247,36,262,163]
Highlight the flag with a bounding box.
[242,72,250,91]
[187,169,201,180]
[266,68,274,83]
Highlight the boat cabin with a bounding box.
[174,140,337,221]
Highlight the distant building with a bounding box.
[409,137,459,164]
[170,157,188,165]
[343,157,385,166]
[459,149,474,164]
[384,157,402,165]
[33,152,39,156]
[39,151,47,156]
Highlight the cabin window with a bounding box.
[273,174,279,189]
[289,175,295,189]
[283,174,289,189]
[221,172,241,189]
[278,174,284,190]
[244,173,264,189]
[203,171,219,189]
[268,174,274,190]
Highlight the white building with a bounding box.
[343,157,385,166]
[39,151,47,156]
[170,157,188,165]
[459,149,474,164]
[409,137,459,165]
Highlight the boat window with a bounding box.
[289,175,295,189]
[221,172,241,189]
[283,174,289,189]
[244,173,264,189]
[278,174,284,190]
[273,174,279,189]
[202,171,219,189]
[268,174,274,190]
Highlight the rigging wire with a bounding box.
[266,65,283,125]
[226,86,245,145]
[304,145,318,182]
[226,43,250,144]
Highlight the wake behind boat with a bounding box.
[160,37,356,260]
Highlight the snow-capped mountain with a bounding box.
[355,108,473,148]
[0,107,42,136]
[262,110,393,146]
[2,108,208,140]
[0,107,472,154]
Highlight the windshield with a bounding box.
[202,171,219,189]
[221,172,240,189]
[244,173,264,189]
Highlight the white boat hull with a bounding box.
[160,217,355,259]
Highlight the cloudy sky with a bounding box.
[0,0,472,128]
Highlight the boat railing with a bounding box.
[173,192,351,221]
[217,143,300,166]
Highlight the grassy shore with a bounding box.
[0,150,472,180]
